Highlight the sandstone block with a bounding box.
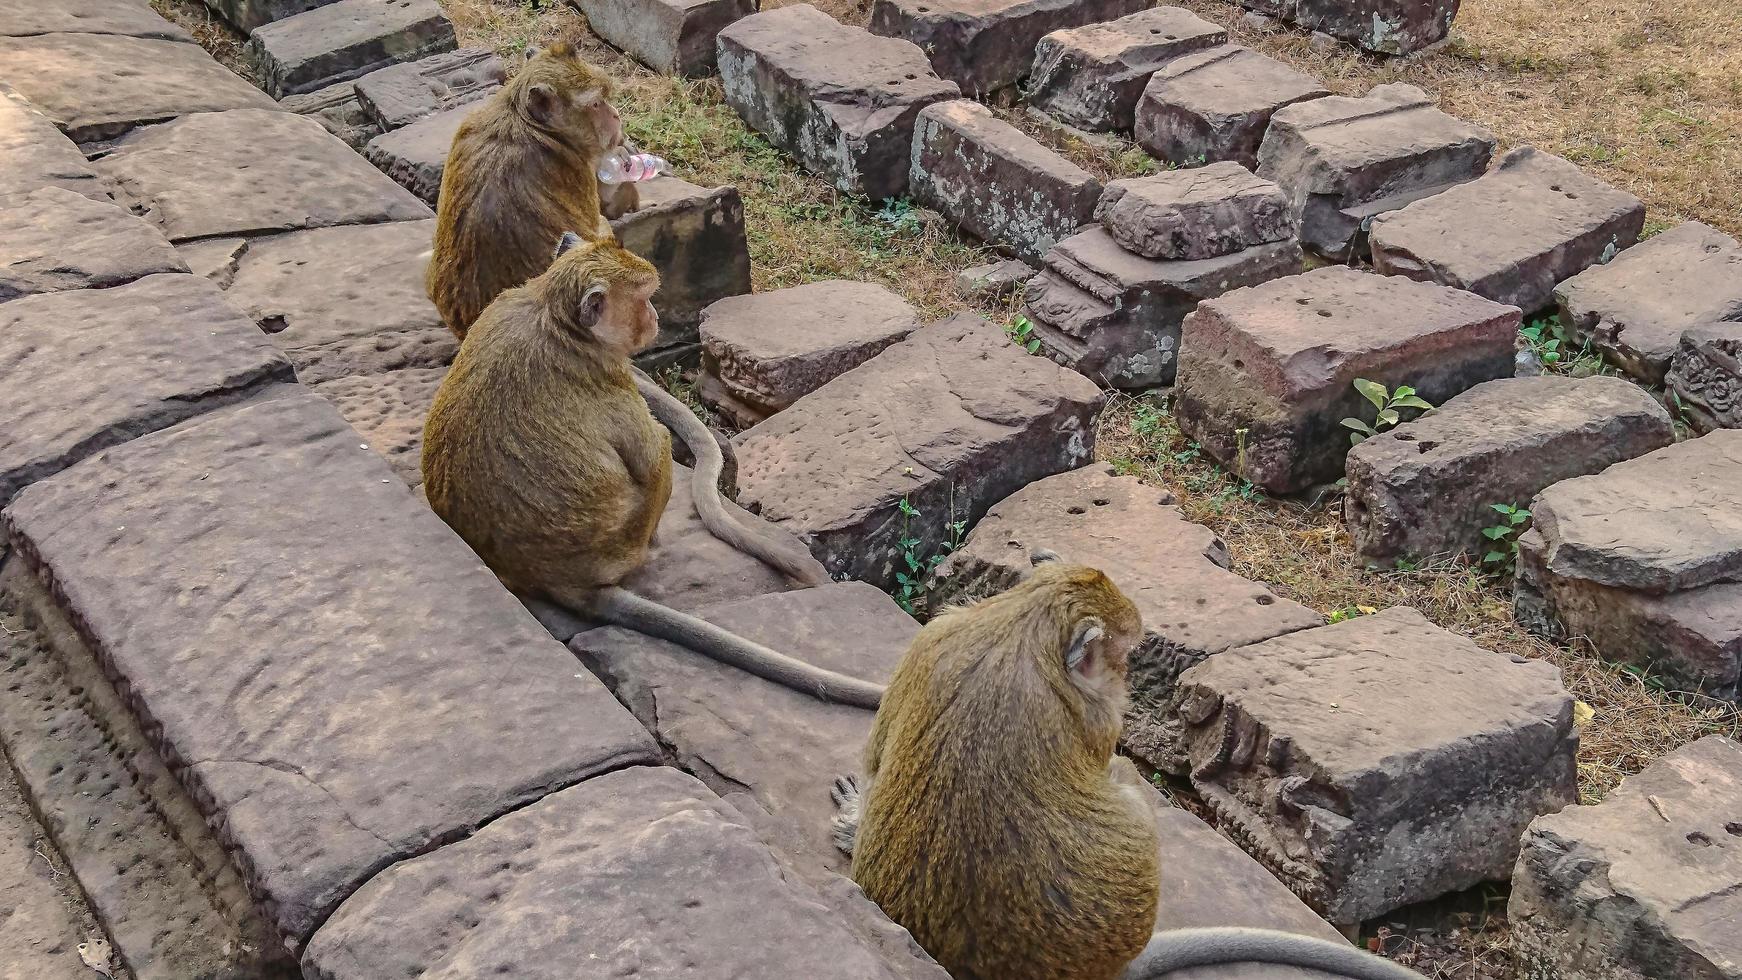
[1286,0,1461,55]
[1371,147,1646,314]
[1176,607,1578,924]
[0,761,97,980]
[734,314,1103,589]
[576,0,755,76]
[1134,45,1328,169]
[1026,6,1227,132]
[246,0,457,98]
[910,100,1102,262]
[311,366,447,487]
[868,0,1149,96]
[0,86,111,205]
[717,5,959,200]
[1097,160,1293,260]
[1174,266,1519,494]
[0,33,275,142]
[1554,221,1742,384]
[1345,376,1675,565]
[1,392,659,947]
[956,257,1037,300]
[0,274,292,507]
[0,186,187,301]
[1668,322,1742,433]
[352,46,502,130]
[361,100,470,204]
[610,176,753,355]
[98,108,432,242]
[1257,83,1494,261]
[0,0,191,41]
[1510,736,1742,980]
[281,78,382,149]
[202,0,342,33]
[699,280,918,427]
[1024,226,1302,389]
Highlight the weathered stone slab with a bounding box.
[310,366,446,488]
[361,101,470,205]
[0,0,192,41]
[1174,266,1519,494]
[717,4,960,200]
[0,86,111,205]
[0,186,187,301]
[734,314,1103,590]
[203,0,342,33]
[1135,45,1329,169]
[301,766,919,980]
[352,45,501,130]
[1,391,660,948]
[1097,160,1293,260]
[1283,0,1461,55]
[0,274,292,507]
[611,176,754,356]
[246,0,457,98]
[1668,322,1742,433]
[1023,226,1302,388]
[1344,376,1674,565]
[1257,83,1494,262]
[99,108,432,242]
[956,257,1036,300]
[1511,735,1742,980]
[930,465,1322,771]
[868,0,1149,96]
[699,280,918,428]
[1554,221,1742,384]
[281,78,383,149]
[0,757,94,980]
[1371,147,1646,314]
[1177,607,1578,924]
[0,33,275,142]
[910,100,1101,262]
[576,0,755,76]
[1026,6,1227,132]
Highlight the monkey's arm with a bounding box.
[1120,928,1424,980]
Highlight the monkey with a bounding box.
[421,234,884,708]
[833,551,1425,980]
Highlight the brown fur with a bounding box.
[426,43,625,339]
[850,565,1160,980]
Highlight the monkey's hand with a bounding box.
[829,773,862,856]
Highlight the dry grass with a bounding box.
[150,0,254,79]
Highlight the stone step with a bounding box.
[868,0,1150,96]
[352,45,501,130]
[0,390,659,950]
[0,747,98,980]
[1344,376,1675,566]
[204,0,347,34]
[1027,6,1227,132]
[609,176,754,358]
[733,314,1103,590]
[0,87,113,205]
[1667,322,1742,433]
[0,186,187,301]
[0,0,192,42]
[1135,44,1329,169]
[245,0,457,99]
[1172,266,1519,494]
[1259,0,1459,55]
[575,0,755,77]
[1256,83,1495,262]
[360,99,468,204]
[1096,160,1293,260]
[1175,606,1578,925]
[1370,146,1647,315]
[717,4,959,200]
[281,78,382,149]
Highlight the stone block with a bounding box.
[202,0,343,33]
[99,108,432,242]
[301,767,921,980]
[353,46,502,130]
[1,391,659,948]
[955,257,1036,300]
[362,101,470,204]
[246,0,458,98]
[1285,0,1461,55]
[0,186,187,301]
[1134,45,1328,169]
[929,465,1322,771]
[1668,322,1742,433]
[1176,607,1578,924]
[575,0,755,76]
[1510,736,1742,980]
[0,760,96,980]
[281,78,383,149]
[867,0,1150,96]
[1023,226,1302,389]
[1370,147,1647,314]
[733,314,1103,590]
[1097,160,1293,260]
[1554,221,1742,384]
[611,176,753,356]
[0,0,192,41]
[0,86,111,205]
[1257,83,1494,261]
[909,100,1102,262]
[0,274,292,507]
[311,366,447,488]
[1173,266,1519,494]
[0,33,275,142]
[1344,376,1675,565]
[717,5,959,200]
[1026,6,1227,132]
[699,280,918,427]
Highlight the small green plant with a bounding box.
[1005,314,1042,354]
[1519,319,1564,368]
[1328,604,1377,624]
[1342,379,1433,445]
[1481,503,1532,569]
[893,496,966,617]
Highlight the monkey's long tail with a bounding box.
[1121,928,1423,980]
[631,370,833,589]
[586,587,884,708]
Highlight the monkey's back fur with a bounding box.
[851,567,1160,980]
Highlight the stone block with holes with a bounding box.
[1174,607,1578,924]
[1173,267,1520,495]
[1025,6,1226,132]
[1668,322,1742,433]
[245,0,458,98]
[867,0,1150,96]
[1134,45,1328,169]
[575,0,757,76]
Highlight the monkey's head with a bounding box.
[514,43,622,150]
[543,232,661,356]
[1023,559,1143,703]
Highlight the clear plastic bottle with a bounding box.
[597,147,669,184]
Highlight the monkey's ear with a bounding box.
[576,284,608,330]
[526,82,558,126]
[1030,547,1062,567]
[553,231,582,260]
[523,45,543,64]
[1064,617,1105,677]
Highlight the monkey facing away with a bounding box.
[421,234,882,708]
[834,553,1423,980]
